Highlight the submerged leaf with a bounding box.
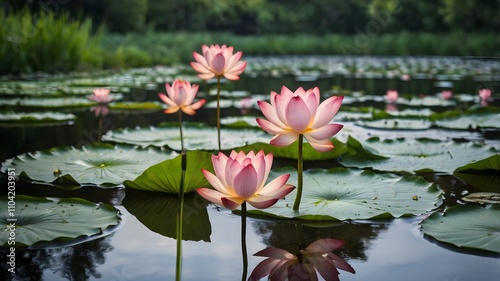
[122,189,211,241]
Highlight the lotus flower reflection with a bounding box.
[196,150,295,210]
[190,44,247,80]
[158,79,206,115]
[249,239,355,281]
[88,88,112,117]
[256,86,344,152]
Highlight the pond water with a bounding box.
[1,56,500,281]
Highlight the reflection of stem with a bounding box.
[293,134,304,210]
[241,202,248,281]
[216,76,221,152]
[176,152,186,281]
[295,223,304,263]
[179,111,184,152]
[98,115,103,142]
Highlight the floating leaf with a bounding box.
[421,204,500,253]
[122,189,211,241]
[103,123,270,150]
[1,144,176,187]
[340,136,499,174]
[356,119,432,130]
[245,167,442,220]
[235,139,347,161]
[0,111,76,126]
[461,192,500,204]
[123,150,213,193]
[109,101,166,111]
[454,173,500,193]
[0,195,120,248]
[455,154,500,173]
[220,116,259,128]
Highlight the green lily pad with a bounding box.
[0,111,76,126]
[356,119,432,130]
[220,116,259,128]
[455,154,500,173]
[235,138,347,161]
[340,136,499,174]
[431,112,500,130]
[396,96,456,107]
[1,144,176,187]
[0,195,121,248]
[124,150,214,193]
[421,204,500,253]
[109,101,166,111]
[103,123,270,151]
[454,173,500,193]
[122,189,211,241]
[245,167,442,220]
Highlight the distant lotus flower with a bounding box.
[401,74,410,81]
[478,88,492,100]
[441,90,453,100]
[385,103,398,112]
[196,150,295,210]
[88,88,112,104]
[158,79,206,116]
[190,44,247,80]
[257,86,344,153]
[249,239,356,281]
[385,90,398,102]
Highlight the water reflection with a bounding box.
[122,188,211,242]
[252,220,387,262]
[0,236,114,281]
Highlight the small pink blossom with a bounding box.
[478,88,492,100]
[190,44,247,80]
[88,88,112,104]
[196,150,294,210]
[158,79,206,115]
[384,90,398,102]
[256,86,344,152]
[441,90,453,100]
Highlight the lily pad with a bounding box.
[103,123,270,151]
[122,189,211,241]
[245,167,442,220]
[356,119,432,130]
[340,136,499,174]
[109,101,166,111]
[431,111,500,130]
[220,116,259,128]
[421,204,500,253]
[454,173,500,193]
[124,150,214,193]
[1,143,176,187]
[0,111,76,126]
[235,139,347,161]
[0,195,121,248]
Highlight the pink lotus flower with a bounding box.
[249,239,355,281]
[256,86,344,152]
[441,90,453,100]
[159,80,206,115]
[88,88,112,104]
[384,90,398,102]
[190,44,247,80]
[479,88,492,100]
[196,150,295,210]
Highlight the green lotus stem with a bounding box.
[216,76,221,151]
[178,111,184,152]
[241,201,248,281]
[176,152,186,281]
[293,134,304,210]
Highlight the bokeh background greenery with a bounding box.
[1,0,499,74]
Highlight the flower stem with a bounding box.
[293,134,304,210]
[179,111,184,152]
[216,76,221,152]
[176,152,186,281]
[241,201,248,281]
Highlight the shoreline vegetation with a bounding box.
[1,9,499,75]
